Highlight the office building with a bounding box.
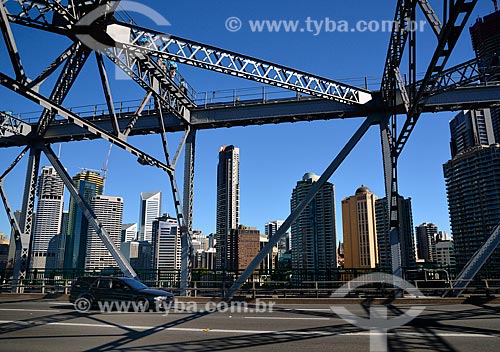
[415,222,438,262]
[139,191,162,242]
[31,166,64,270]
[291,173,337,277]
[227,225,260,272]
[342,186,378,269]
[265,220,290,259]
[215,145,240,270]
[64,170,104,269]
[0,233,8,269]
[55,211,69,269]
[375,196,416,269]
[435,239,456,268]
[151,214,181,271]
[85,195,123,270]
[120,240,152,271]
[122,223,138,243]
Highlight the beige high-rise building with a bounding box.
[342,186,379,268]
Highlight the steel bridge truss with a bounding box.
[0,0,498,297]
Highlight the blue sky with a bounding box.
[0,1,495,240]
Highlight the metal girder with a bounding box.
[0,1,27,82]
[104,44,192,124]
[123,92,152,136]
[0,146,29,242]
[414,55,500,98]
[0,111,31,137]
[448,221,500,297]
[26,43,77,89]
[109,22,372,105]
[13,146,40,289]
[395,0,478,157]
[95,52,120,135]
[381,0,416,102]
[226,115,380,298]
[417,0,442,37]
[1,83,499,147]
[5,0,73,31]
[155,104,192,295]
[183,129,196,233]
[380,119,403,283]
[0,71,174,173]
[35,42,91,136]
[41,143,137,278]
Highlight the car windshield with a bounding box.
[120,278,148,290]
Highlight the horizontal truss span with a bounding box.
[1,84,499,147]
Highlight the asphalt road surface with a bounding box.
[0,297,499,351]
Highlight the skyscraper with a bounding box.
[265,220,290,258]
[375,196,416,269]
[470,9,500,142]
[122,223,138,243]
[151,214,181,271]
[64,170,104,269]
[342,186,378,269]
[31,166,64,270]
[216,145,240,270]
[444,146,500,272]
[139,191,162,242]
[443,8,500,276]
[415,222,438,262]
[85,195,123,270]
[291,173,337,278]
[449,110,495,158]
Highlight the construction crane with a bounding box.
[102,144,113,194]
[494,0,499,12]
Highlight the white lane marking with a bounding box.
[0,320,495,338]
[244,317,330,321]
[0,309,60,313]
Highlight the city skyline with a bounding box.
[0,1,494,242]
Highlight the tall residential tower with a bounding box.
[291,173,337,278]
[215,145,240,270]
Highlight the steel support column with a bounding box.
[183,129,196,233]
[226,115,379,298]
[12,146,41,290]
[380,119,403,285]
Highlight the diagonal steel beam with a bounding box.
[226,115,380,298]
[395,0,478,157]
[0,2,27,82]
[95,52,120,135]
[26,43,77,90]
[123,92,152,136]
[41,143,137,278]
[35,42,91,136]
[448,221,500,297]
[417,0,442,37]
[0,71,174,173]
[0,146,29,244]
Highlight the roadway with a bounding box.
[0,297,499,351]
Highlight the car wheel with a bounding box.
[135,297,150,312]
[74,296,93,313]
